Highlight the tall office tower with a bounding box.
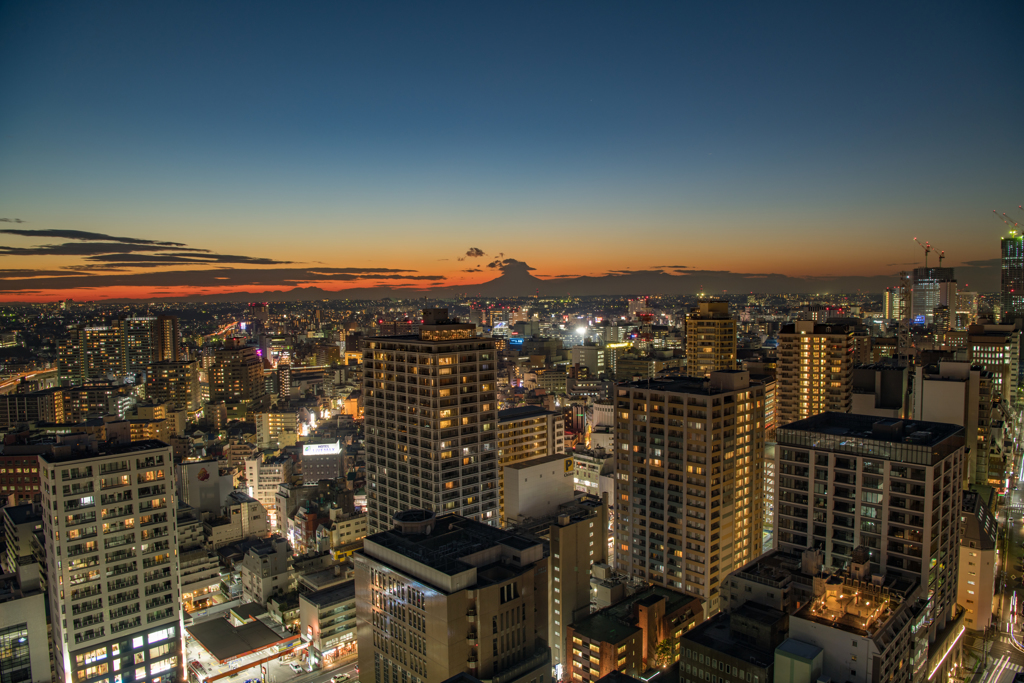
[278,355,292,399]
[362,309,499,534]
[118,316,158,374]
[209,338,266,403]
[145,360,200,411]
[249,302,270,325]
[497,406,565,525]
[776,322,853,426]
[967,323,1020,404]
[775,413,964,650]
[613,371,766,613]
[685,301,737,378]
[1002,230,1024,321]
[39,441,182,683]
[910,267,956,327]
[354,511,551,683]
[155,316,181,362]
[59,326,124,384]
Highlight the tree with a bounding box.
[652,638,675,668]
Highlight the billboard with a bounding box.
[303,441,341,456]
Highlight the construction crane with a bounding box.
[914,237,934,269]
[937,250,945,267]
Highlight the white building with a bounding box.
[502,453,577,524]
[39,440,182,683]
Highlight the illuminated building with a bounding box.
[300,582,357,670]
[255,407,300,449]
[0,563,51,683]
[209,338,266,403]
[58,326,123,384]
[680,602,786,683]
[362,309,499,534]
[144,360,199,411]
[39,441,182,683]
[155,316,181,362]
[685,301,737,378]
[779,552,922,683]
[774,412,964,679]
[967,323,1019,404]
[883,279,908,321]
[245,454,294,529]
[613,371,767,613]
[957,491,996,632]
[497,406,565,525]
[0,389,60,430]
[512,494,609,673]
[354,510,552,683]
[776,322,853,426]
[569,585,703,683]
[910,267,956,327]
[1002,230,1024,321]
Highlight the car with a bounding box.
[289,663,304,674]
[331,676,350,683]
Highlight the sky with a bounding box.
[1,1,1022,302]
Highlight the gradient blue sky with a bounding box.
[1,1,1022,300]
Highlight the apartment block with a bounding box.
[613,371,766,613]
[774,413,964,653]
[39,441,181,683]
[685,301,737,378]
[362,309,499,534]
[776,322,853,425]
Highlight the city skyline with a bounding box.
[1,2,1022,302]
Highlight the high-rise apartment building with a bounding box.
[39,441,181,683]
[58,326,124,384]
[883,277,909,321]
[613,371,766,613]
[119,317,158,375]
[685,301,737,378]
[362,309,499,534]
[155,316,181,362]
[774,412,964,647]
[1002,230,1024,321]
[497,406,565,524]
[209,339,266,403]
[145,360,200,411]
[910,267,956,327]
[776,322,853,426]
[354,510,551,683]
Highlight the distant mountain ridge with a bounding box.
[63,258,1001,303]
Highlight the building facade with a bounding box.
[362,309,499,534]
[776,322,853,426]
[39,441,181,683]
[613,371,766,613]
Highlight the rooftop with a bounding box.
[504,452,571,470]
[683,603,786,669]
[498,405,558,423]
[2,503,41,526]
[778,412,964,463]
[300,580,355,609]
[366,514,541,579]
[573,585,702,644]
[186,617,288,663]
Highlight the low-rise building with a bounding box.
[567,586,703,683]
[239,536,294,605]
[680,602,788,683]
[299,581,357,669]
